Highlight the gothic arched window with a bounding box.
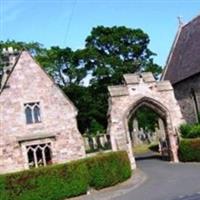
[26,143,52,168]
[25,106,33,124]
[24,102,41,124]
[34,105,41,123]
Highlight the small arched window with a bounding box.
[24,102,41,124]
[34,105,41,123]
[25,106,33,124]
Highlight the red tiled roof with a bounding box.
[163,15,200,84]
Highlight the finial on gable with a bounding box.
[177,16,184,27]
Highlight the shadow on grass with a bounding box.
[135,154,169,161]
[148,144,159,152]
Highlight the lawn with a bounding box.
[133,143,159,155]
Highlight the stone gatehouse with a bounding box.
[0,50,85,174]
[107,73,185,169]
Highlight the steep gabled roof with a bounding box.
[162,14,200,84]
[0,51,78,112]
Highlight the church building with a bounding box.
[162,15,200,124]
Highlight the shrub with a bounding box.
[0,151,132,200]
[179,139,200,162]
[179,123,200,138]
[180,124,192,138]
[0,160,89,200]
[86,151,131,189]
[189,125,200,138]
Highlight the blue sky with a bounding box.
[0,0,200,66]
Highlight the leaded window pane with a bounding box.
[24,102,41,124]
[34,105,41,123]
[26,143,52,169]
[25,106,33,124]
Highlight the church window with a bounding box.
[26,143,52,168]
[24,102,41,124]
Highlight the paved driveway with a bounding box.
[113,153,200,200]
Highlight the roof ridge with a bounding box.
[182,13,200,28]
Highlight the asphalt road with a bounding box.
[113,153,200,200]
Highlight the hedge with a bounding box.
[86,151,132,189]
[180,124,200,138]
[179,139,200,162]
[0,160,89,200]
[0,151,131,200]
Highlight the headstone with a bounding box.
[83,136,90,151]
[92,137,98,149]
[158,118,166,140]
[132,118,140,145]
[99,135,105,147]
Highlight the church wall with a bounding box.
[173,73,200,124]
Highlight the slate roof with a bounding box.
[162,15,200,84]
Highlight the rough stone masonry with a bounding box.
[0,50,85,174]
[107,72,185,169]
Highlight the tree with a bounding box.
[63,83,107,134]
[0,40,44,56]
[36,47,87,86]
[0,26,162,135]
[71,26,162,133]
[0,41,87,86]
[81,26,162,84]
[0,40,44,83]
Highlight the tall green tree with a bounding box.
[36,47,87,86]
[68,26,162,133]
[0,26,162,134]
[81,26,162,84]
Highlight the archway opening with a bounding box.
[127,101,170,161]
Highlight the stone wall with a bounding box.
[107,72,185,169]
[173,73,200,124]
[0,51,85,174]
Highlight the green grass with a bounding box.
[133,143,159,154]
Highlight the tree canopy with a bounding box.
[0,26,162,134]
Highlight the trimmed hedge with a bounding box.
[0,160,89,200]
[180,124,200,138]
[179,139,200,162]
[0,151,131,200]
[86,151,132,189]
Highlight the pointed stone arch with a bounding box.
[107,72,185,169]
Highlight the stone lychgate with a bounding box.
[107,72,184,169]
